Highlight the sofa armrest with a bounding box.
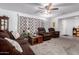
[11,46,22,55]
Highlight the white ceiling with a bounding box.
[0,3,79,18]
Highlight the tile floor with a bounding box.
[30,36,79,55]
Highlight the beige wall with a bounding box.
[50,18,59,31]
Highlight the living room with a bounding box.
[1,3,79,55]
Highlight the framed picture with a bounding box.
[53,22,55,28]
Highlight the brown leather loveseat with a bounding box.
[37,27,52,41]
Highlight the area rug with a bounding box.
[30,37,79,55]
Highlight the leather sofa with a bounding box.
[0,30,34,55]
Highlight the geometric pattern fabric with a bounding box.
[18,16,44,35]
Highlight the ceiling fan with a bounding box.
[38,3,59,13]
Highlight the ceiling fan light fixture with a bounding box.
[41,13,52,17]
[37,3,58,15]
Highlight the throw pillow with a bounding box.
[5,37,23,53]
[12,32,20,39]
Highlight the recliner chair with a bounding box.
[37,27,51,41]
[48,28,60,38]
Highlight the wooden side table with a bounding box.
[37,35,43,43]
[31,36,38,45]
[29,35,43,45]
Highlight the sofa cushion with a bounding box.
[0,38,15,54]
[0,30,10,38]
[5,38,23,53]
[0,38,22,55]
[6,31,16,40]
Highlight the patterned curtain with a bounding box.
[18,16,44,35]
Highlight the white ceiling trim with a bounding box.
[56,11,79,19]
[0,8,44,20]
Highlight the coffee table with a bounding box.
[29,35,43,45]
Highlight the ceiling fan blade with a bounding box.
[47,3,52,10]
[51,8,59,10]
